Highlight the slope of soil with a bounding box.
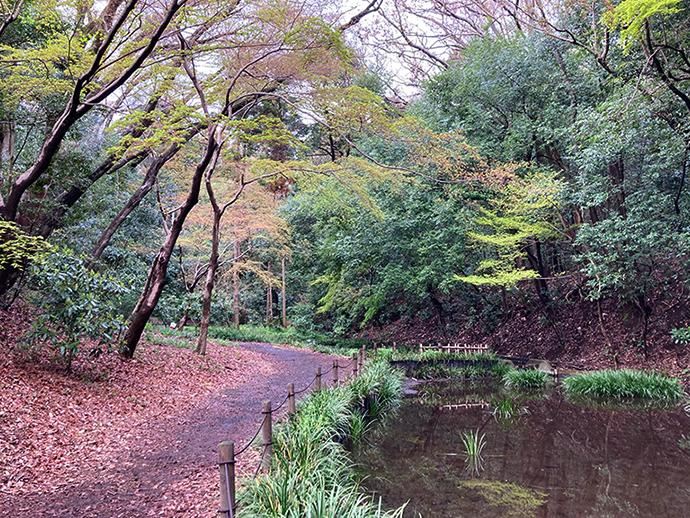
[0,306,353,517]
[366,295,690,382]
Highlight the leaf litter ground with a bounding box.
[0,304,352,517]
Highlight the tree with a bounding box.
[195,160,291,354]
[120,0,359,357]
[0,0,189,223]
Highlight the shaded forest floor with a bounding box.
[0,305,351,517]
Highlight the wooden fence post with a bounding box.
[287,383,295,415]
[357,349,363,372]
[393,342,397,354]
[333,359,339,386]
[315,367,322,391]
[218,441,235,518]
[353,353,358,378]
[261,401,273,469]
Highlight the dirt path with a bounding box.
[2,341,355,518]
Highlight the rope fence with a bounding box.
[217,352,363,517]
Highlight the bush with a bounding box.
[23,250,129,371]
[241,360,405,518]
[503,369,551,390]
[671,327,690,345]
[562,369,684,400]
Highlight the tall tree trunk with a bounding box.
[196,177,245,355]
[636,294,652,360]
[120,126,221,358]
[177,305,189,330]
[233,239,241,329]
[526,239,550,306]
[196,214,220,355]
[608,157,626,218]
[281,257,287,328]
[88,145,183,266]
[266,262,272,326]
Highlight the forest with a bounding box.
[2,0,690,371]
[3,0,690,516]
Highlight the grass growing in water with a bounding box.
[240,359,405,518]
[379,347,514,381]
[492,398,520,420]
[562,369,684,400]
[503,369,551,390]
[460,429,486,458]
[460,429,486,475]
[378,348,498,362]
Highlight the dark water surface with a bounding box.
[353,382,690,518]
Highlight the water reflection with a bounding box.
[354,381,690,518]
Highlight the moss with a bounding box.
[458,479,547,517]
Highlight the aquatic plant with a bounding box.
[562,369,684,400]
[460,429,486,475]
[492,397,520,420]
[393,349,498,362]
[349,359,405,418]
[411,360,513,381]
[460,429,486,457]
[503,369,551,390]
[241,360,405,518]
[489,361,514,378]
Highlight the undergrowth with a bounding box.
[240,359,405,518]
[503,369,551,390]
[143,323,371,355]
[562,369,684,400]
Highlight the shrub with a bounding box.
[562,369,684,400]
[241,360,405,518]
[23,250,129,371]
[671,327,690,345]
[503,369,551,390]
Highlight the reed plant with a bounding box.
[241,359,405,518]
[388,348,498,362]
[492,398,520,420]
[503,369,551,390]
[562,369,684,400]
[460,429,486,475]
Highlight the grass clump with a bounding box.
[503,369,551,390]
[380,348,498,362]
[240,359,405,518]
[562,369,684,400]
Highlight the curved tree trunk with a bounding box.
[121,126,221,358]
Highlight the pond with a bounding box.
[353,381,690,518]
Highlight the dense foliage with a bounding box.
[241,359,405,518]
[2,0,690,362]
